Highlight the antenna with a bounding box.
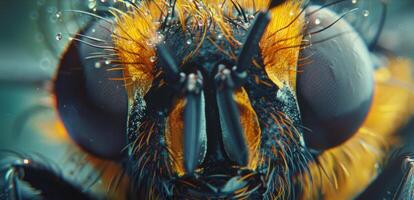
[156,44,206,173]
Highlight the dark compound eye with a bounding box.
[297,6,374,151]
[54,19,128,159]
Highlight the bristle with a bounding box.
[111,0,306,97]
[260,0,304,91]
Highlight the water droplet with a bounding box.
[39,58,52,71]
[352,0,357,4]
[314,18,321,25]
[105,60,111,65]
[55,11,61,19]
[375,162,380,169]
[157,33,165,41]
[95,62,101,68]
[150,56,157,62]
[363,10,369,17]
[91,28,96,33]
[186,39,192,45]
[88,1,96,9]
[55,33,63,41]
[217,34,223,39]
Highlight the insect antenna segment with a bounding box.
[156,43,205,174]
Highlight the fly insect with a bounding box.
[1,0,414,200]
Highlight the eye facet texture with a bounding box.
[297,6,374,150]
[54,20,128,159]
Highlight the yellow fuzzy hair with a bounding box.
[111,0,304,101]
[165,97,186,175]
[165,88,261,175]
[261,1,304,91]
[111,0,304,179]
[300,58,414,200]
[90,1,413,199]
[234,88,262,170]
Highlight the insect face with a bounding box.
[53,0,384,199]
[120,1,310,199]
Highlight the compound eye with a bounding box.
[54,20,128,159]
[297,6,374,151]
